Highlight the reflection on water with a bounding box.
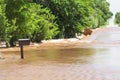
[1,47,120,80]
[93,47,120,66]
[24,47,120,66]
[1,47,120,66]
[24,48,96,64]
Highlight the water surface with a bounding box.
[1,27,120,80]
[1,47,120,80]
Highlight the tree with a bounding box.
[115,12,120,26]
[5,0,59,47]
[0,0,113,47]
[89,0,113,28]
[34,0,112,38]
[37,0,93,38]
[0,0,10,47]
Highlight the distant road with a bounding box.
[88,26,120,43]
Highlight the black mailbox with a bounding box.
[19,39,30,46]
[18,39,30,59]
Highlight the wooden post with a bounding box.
[20,45,24,59]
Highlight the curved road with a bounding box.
[89,27,120,43]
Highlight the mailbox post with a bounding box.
[18,39,30,59]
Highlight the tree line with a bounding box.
[115,12,120,26]
[0,0,112,47]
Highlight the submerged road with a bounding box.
[1,26,120,80]
[89,27,120,43]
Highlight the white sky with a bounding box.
[106,0,120,26]
[107,0,120,14]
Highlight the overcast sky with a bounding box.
[107,0,120,14]
[106,0,120,26]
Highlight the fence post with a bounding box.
[20,45,24,59]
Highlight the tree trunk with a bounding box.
[9,37,16,47]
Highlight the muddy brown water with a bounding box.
[1,47,120,80]
[1,27,120,80]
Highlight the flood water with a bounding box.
[1,27,120,80]
[18,47,120,66]
[1,46,120,80]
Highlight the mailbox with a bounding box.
[18,39,30,59]
[19,39,30,46]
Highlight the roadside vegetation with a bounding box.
[115,12,120,26]
[0,0,112,47]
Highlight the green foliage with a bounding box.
[115,12,120,26]
[38,0,94,38]
[0,0,59,47]
[0,0,10,46]
[37,0,112,38]
[0,0,5,38]
[31,7,59,42]
[89,0,113,29]
[0,0,113,47]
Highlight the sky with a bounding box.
[107,0,120,14]
[106,0,120,26]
